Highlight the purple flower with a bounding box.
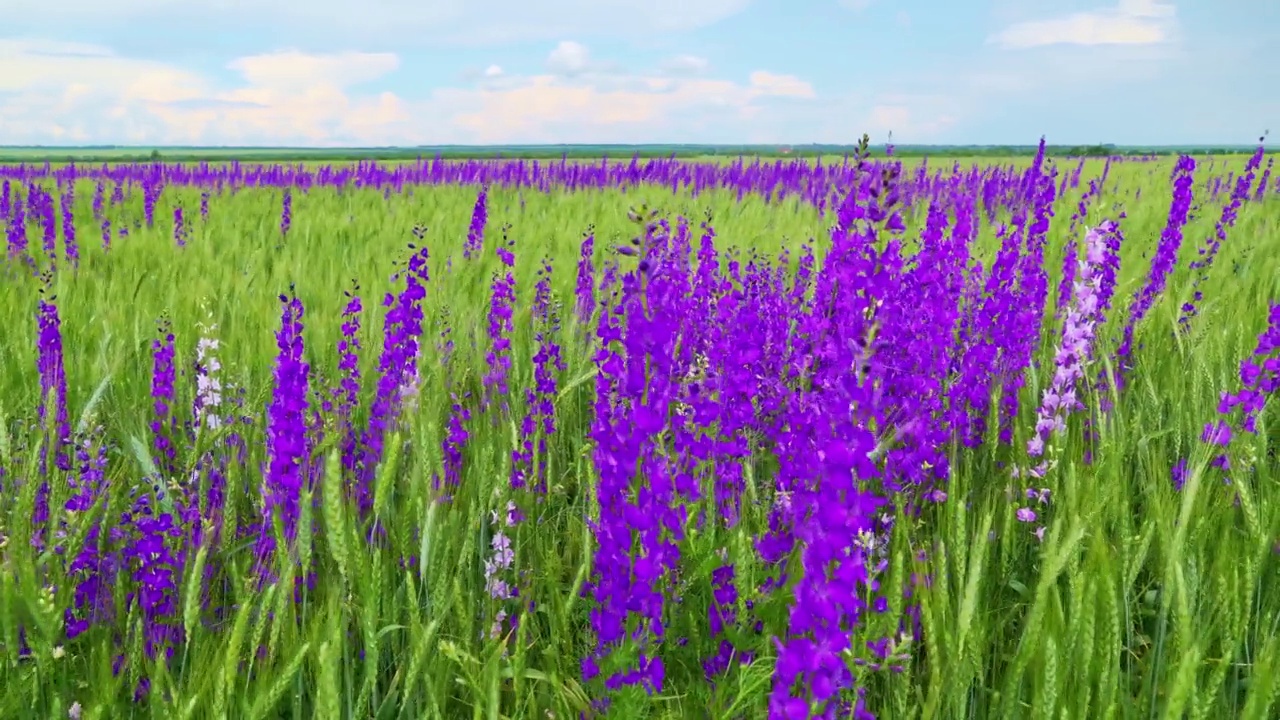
[151,319,179,478]
[1201,419,1232,446]
[359,244,430,512]
[280,189,292,237]
[32,279,71,539]
[64,429,114,636]
[1113,156,1196,395]
[1026,221,1116,461]
[1180,144,1265,330]
[258,290,311,572]
[463,186,488,260]
[90,181,105,222]
[120,495,185,668]
[143,180,162,227]
[510,259,563,492]
[439,393,471,492]
[7,183,27,258]
[100,218,112,253]
[575,228,596,325]
[60,185,79,269]
[173,206,187,247]
[483,227,517,411]
[1171,458,1188,491]
[36,281,70,469]
[334,281,364,483]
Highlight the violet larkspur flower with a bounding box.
[143,180,162,227]
[463,186,488,260]
[89,180,104,222]
[280,188,292,237]
[173,206,188,247]
[151,318,179,479]
[64,430,115,640]
[1025,221,1115,464]
[359,244,431,513]
[1171,457,1189,491]
[582,221,713,701]
[510,258,565,492]
[1253,157,1273,202]
[1217,302,1280,435]
[334,281,364,483]
[575,227,596,325]
[6,186,36,277]
[1057,178,1102,313]
[119,491,185,673]
[36,275,71,472]
[257,289,311,573]
[1113,155,1196,396]
[998,145,1056,445]
[438,393,471,492]
[31,276,71,542]
[1180,143,1265,331]
[60,184,79,269]
[483,226,517,411]
[27,184,59,268]
[1201,419,1232,446]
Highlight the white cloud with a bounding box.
[988,0,1176,49]
[441,68,816,143]
[546,41,591,76]
[0,40,414,146]
[227,50,399,89]
[747,71,816,99]
[660,54,710,76]
[0,39,209,100]
[4,0,751,47]
[0,39,839,145]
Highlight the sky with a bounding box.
[0,0,1276,147]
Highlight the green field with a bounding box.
[0,155,1277,720]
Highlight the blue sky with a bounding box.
[0,0,1275,146]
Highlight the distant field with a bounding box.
[0,144,1272,164]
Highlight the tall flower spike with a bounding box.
[258,289,311,573]
[1026,221,1114,469]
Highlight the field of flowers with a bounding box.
[0,139,1278,720]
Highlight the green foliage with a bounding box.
[0,158,1276,719]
